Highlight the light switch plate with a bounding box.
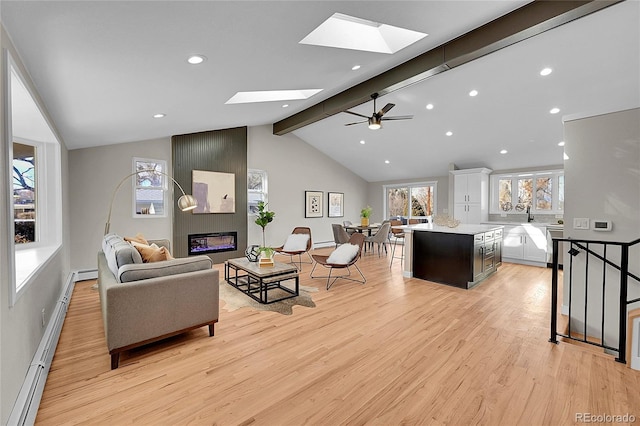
[573,218,590,230]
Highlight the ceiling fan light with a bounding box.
[368,116,382,130]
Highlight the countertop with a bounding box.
[397,223,503,235]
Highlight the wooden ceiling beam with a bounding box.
[273,0,622,135]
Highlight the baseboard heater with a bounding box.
[8,269,97,426]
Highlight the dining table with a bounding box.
[344,224,381,253]
[344,224,380,236]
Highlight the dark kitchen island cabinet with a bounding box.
[407,224,503,289]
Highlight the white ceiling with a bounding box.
[2,1,639,182]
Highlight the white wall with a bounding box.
[69,138,173,270]
[563,108,640,346]
[247,125,369,248]
[1,25,71,423]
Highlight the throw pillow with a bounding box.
[132,241,174,263]
[326,243,359,264]
[283,233,310,252]
[124,232,148,245]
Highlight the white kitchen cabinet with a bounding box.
[501,224,547,265]
[451,168,491,224]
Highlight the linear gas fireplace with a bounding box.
[188,231,237,256]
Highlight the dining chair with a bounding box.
[274,226,313,270]
[310,233,366,290]
[364,222,391,257]
[343,220,356,235]
[332,223,350,247]
[389,219,405,268]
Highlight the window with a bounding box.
[6,53,62,304]
[133,158,166,216]
[13,142,36,244]
[248,169,268,214]
[491,169,564,215]
[385,182,436,219]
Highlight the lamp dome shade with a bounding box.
[178,194,198,211]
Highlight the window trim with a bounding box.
[5,49,63,306]
[490,168,564,215]
[383,181,438,219]
[247,169,268,215]
[132,157,168,219]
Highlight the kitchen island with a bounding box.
[396,223,504,289]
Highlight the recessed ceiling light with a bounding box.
[426,103,434,110]
[550,107,560,114]
[299,12,427,54]
[187,55,206,65]
[282,104,289,108]
[540,67,553,76]
[385,160,390,164]
[360,140,366,145]
[500,149,508,154]
[153,113,166,119]
[558,141,565,146]
[352,65,361,71]
[446,131,453,136]
[226,89,322,104]
[469,90,478,97]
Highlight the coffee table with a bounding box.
[224,257,299,304]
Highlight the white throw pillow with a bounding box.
[326,243,359,265]
[283,233,309,252]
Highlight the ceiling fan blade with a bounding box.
[343,110,369,119]
[344,120,368,126]
[377,103,395,116]
[381,115,414,121]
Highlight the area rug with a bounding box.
[219,281,318,315]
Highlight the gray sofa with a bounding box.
[98,234,219,369]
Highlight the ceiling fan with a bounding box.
[343,93,413,129]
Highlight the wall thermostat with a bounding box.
[592,219,612,231]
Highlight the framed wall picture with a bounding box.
[192,170,235,213]
[328,192,344,218]
[305,190,323,218]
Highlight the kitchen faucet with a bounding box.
[526,205,534,222]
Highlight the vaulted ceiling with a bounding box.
[2,1,638,181]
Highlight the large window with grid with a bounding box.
[490,169,564,215]
[385,182,436,220]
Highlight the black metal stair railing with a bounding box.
[549,236,640,364]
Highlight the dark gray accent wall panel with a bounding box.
[172,127,247,262]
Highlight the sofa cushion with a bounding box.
[131,241,174,263]
[124,232,148,245]
[118,255,213,283]
[103,234,143,279]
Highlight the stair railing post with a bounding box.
[615,244,629,363]
[550,238,559,344]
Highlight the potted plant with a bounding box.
[254,201,275,259]
[360,205,372,227]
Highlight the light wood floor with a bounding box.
[36,249,639,425]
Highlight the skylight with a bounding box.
[299,13,427,54]
[225,89,322,104]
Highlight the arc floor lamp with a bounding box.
[104,169,197,235]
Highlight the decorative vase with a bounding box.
[245,245,260,262]
[361,217,369,227]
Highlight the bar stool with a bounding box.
[389,219,405,268]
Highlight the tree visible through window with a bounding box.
[134,158,166,216]
[13,142,36,244]
[386,183,436,219]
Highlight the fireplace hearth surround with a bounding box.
[189,232,238,256]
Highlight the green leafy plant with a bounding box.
[360,205,372,218]
[254,201,275,249]
[257,246,274,258]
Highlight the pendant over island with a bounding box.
[396,223,504,289]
